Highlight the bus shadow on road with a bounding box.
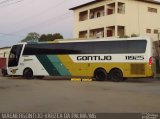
[125,78,160,83]
[3,76,160,84]
[42,76,71,81]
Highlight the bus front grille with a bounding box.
[131,64,145,75]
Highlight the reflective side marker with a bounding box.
[71,78,92,82]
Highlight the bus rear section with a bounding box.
[121,38,153,79]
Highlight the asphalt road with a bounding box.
[0,77,160,113]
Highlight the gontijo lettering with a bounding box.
[77,56,112,61]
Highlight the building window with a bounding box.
[90,28,104,38]
[154,29,158,34]
[79,31,88,38]
[79,11,88,21]
[106,26,115,37]
[146,29,151,33]
[148,7,157,13]
[118,26,125,37]
[90,6,105,19]
[118,2,125,14]
[107,30,113,37]
[106,3,115,15]
[97,12,101,17]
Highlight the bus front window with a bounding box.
[8,45,23,67]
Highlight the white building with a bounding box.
[0,47,10,58]
[70,0,160,41]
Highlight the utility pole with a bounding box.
[158,30,160,46]
[158,29,160,56]
[156,28,160,78]
[154,28,160,78]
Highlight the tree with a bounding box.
[47,34,53,40]
[39,33,63,42]
[39,34,47,42]
[131,33,139,37]
[21,32,40,42]
[119,34,130,38]
[52,33,63,40]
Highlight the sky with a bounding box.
[0,0,93,47]
[0,0,160,47]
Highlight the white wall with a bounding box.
[72,0,160,41]
[0,48,10,58]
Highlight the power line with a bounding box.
[0,0,73,38]
[0,12,72,38]
[0,32,25,37]
[13,13,72,33]
[10,0,70,25]
[0,0,25,8]
[0,0,71,34]
[0,0,15,5]
[0,16,72,48]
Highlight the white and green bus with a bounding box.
[7,37,154,81]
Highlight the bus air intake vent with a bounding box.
[131,64,145,75]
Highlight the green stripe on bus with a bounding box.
[47,55,71,76]
[36,55,60,76]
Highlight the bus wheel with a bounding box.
[94,68,107,81]
[23,68,34,79]
[110,69,123,82]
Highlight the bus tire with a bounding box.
[110,69,123,82]
[23,68,34,79]
[94,68,107,81]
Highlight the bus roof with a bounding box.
[56,37,151,43]
[17,37,151,45]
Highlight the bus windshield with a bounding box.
[8,45,23,67]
